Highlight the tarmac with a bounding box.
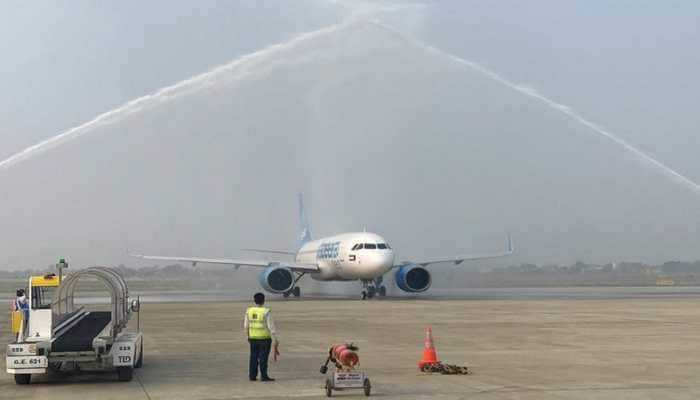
[3,295,700,399]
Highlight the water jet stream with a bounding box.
[372,21,700,197]
[0,21,356,172]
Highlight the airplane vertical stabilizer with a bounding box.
[299,193,312,247]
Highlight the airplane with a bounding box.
[130,194,514,299]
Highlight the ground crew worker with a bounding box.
[16,289,28,317]
[244,292,278,382]
[15,289,29,333]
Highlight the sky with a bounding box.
[0,0,699,272]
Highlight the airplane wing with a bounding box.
[129,253,319,272]
[240,248,297,256]
[395,234,513,268]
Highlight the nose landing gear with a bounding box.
[361,278,387,300]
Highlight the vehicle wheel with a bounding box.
[379,286,386,297]
[292,286,301,298]
[14,373,31,385]
[117,366,134,382]
[363,378,371,396]
[283,291,290,298]
[135,341,144,368]
[325,378,333,397]
[361,291,367,300]
[367,288,375,299]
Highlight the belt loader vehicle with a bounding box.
[6,267,142,384]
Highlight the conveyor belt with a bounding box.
[52,311,111,352]
[53,309,82,329]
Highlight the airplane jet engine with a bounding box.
[258,266,294,294]
[395,265,431,293]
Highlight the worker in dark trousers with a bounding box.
[244,292,279,381]
[15,289,29,326]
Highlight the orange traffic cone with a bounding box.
[418,326,440,368]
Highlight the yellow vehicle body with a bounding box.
[10,274,60,335]
[30,275,61,287]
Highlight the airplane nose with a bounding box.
[367,252,393,267]
[359,250,395,278]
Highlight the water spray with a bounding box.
[371,21,700,197]
[0,1,424,174]
[0,21,358,172]
[2,3,697,199]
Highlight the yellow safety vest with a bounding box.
[246,306,271,339]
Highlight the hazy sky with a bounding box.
[1,0,699,271]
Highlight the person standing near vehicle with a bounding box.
[14,289,29,335]
[244,292,279,382]
[16,289,28,318]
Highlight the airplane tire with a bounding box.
[379,286,387,297]
[292,287,301,298]
[283,291,290,298]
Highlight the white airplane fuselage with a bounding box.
[296,232,395,281]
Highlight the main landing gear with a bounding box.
[283,286,301,298]
[283,272,305,298]
[361,277,387,300]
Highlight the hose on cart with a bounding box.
[420,362,471,375]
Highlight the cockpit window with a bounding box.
[352,244,362,250]
[364,243,377,249]
[377,243,388,249]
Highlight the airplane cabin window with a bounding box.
[364,243,377,249]
[377,243,387,249]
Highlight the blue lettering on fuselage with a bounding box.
[316,242,340,260]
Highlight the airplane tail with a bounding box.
[299,193,312,247]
